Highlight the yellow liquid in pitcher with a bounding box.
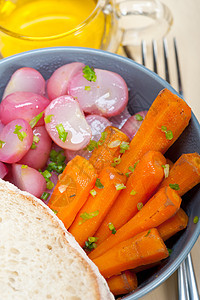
[0,0,105,57]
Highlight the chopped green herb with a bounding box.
[111,156,121,167]
[167,248,172,256]
[145,230,151,237]
[31,142,37,149]
[108,223,117,234]
[83,65,97,82]
[84,237,98,251]
[41,192,50,201]
[84,86,91,91]
[108,140,121,148]
[120,141,130,153]
[79,211,99,225]
[56,124,68,142]
[137,202,143,210]
[29,112,44,128]
[193,216,199,224]
[13,125,27,141]
[33,135,40,144]
[130,189,137,196]
[162,164,170,178]
[47,150,66,174]
[128,161,139,173]
[21,165,28,169]
[100,131,107,142]
[51,208,58,215]
[85,140,98,151]
[90,189,97,197]
[44,114,54,124]
[125,172,130,178]
[135,114,143,121]
[169,183,180,191]
[95,178,104,189]
[0,140,5,148]
[115,183,126,191]
[46,180,54,190]
[161,126,173,140]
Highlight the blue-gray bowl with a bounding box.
[0,47,199,299]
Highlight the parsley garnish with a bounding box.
[29,112,44,128]
[13,125,27,141]
[128,161,139,173]
[83,66,97,82]
[119,141,130,153]
[130,189,137,196]
[31,135,40,149]
[161,126,173,140]
[95,178,104,189]
[169,183,180,190]
[79,211,99,225]
[56,124,68,142]
[86,140,98,151]
[84,237,98,251]
[193,216,199,224]
[46,149,66,174]
[108,223,117,234]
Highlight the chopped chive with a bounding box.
[29,112,44,128]
[21,165,28,169]
[90,189,97,197]
[108,223,117,234]
[85,140,98,151]
[0,140,5,148]
[169,183,180,190]
[137,202,143,210]
[167,248,172,256]
[125,172,130,178]
[135,114,143,121]
[31,142,37,149]
[83,65,97,82]
[108,140,121,148]
[51,208,58,215]
[84,236,98,251]
[130,189,137,196]
[56,123,68,142]
[115,183,126,191]
[84,86,91,91]
[95,178,104,189]
[46,181,54,190]
[79,211,99,225]
[161,126,173,140]
[44,114,54,124]
[41,192,50,201]
[145,230,151,237]
[13,125,27,141]
[162,164,170,178]
[119,141,130,153]
[33,135,40,144]
[128,166,135,172]
[193,216,199,224]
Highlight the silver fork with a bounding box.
[123,39,199,300]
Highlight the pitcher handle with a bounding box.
[115,0,173,45]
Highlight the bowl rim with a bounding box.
[0,46,199,299]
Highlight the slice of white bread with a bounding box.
[0,179,114,300]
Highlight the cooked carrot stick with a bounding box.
[93,228,169,278]
[117,89,191,173]
[89,186,181,260]
[69,167,126,247]
[159,153,200,196]
[89,126,129,173]
[95,151,166,245]
[157,208,188,241]
[106,271,138,296]
[48,155,97,229]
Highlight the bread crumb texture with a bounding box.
[0,180,113,300]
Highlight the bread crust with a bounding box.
[0,179,114,300]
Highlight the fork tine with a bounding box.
[173,38,184,96]
[141,40,146,66]
[163,38,170,83]
[152,40,158,74]
[123,45,135,60]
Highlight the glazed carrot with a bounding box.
[117,89,191,173]
[48,155,97,229]
[89,126,129,173]
[95,151,166,245]
[157,208,188,241]
[106,271,138,296]
[93,228,169,278]
[69,167,126,247]
[89,186,181,260]
[159,153,200,196]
